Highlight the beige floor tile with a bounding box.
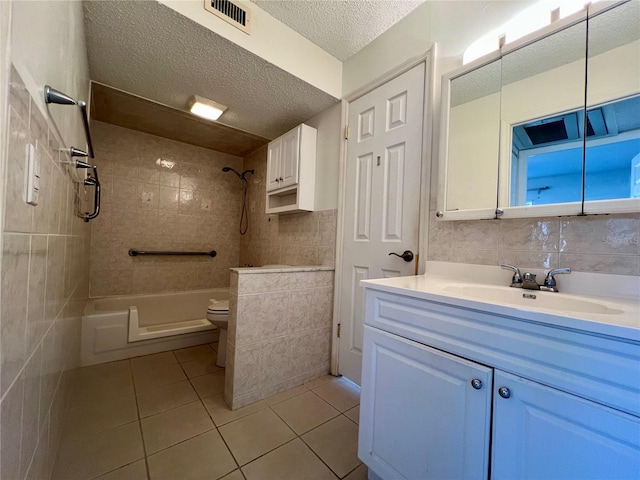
[343,463,368,480]
[219,409,296,466]
[242,439,337,480]
[147,429,237,480]
[95,459,148,480]
[181,357,222,378]
[130,351,177,370]
[63,394,138,440]
[190,370,225,398]
[74,360,131,381]
[174,344,216,363]
[272,391,340,435]
[133,362,186,391]
[302,416,361,478]
[202,393,268,426]
[344,405,360,424]
[220,470,245,480]
[264,385,308,406]
[141,401,214,454]
[137,380,199,418]
[312,378,360,412]
[304,374,338,390]
[67,371,134,409]
[53,421,144,479]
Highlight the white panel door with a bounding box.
[338,63,425,384]
[492,370,640,480]
[359,326,492,480]
[266,138,282,192]
[280,126,300,189]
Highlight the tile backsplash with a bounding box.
[240,146,337,267]
[1,66,90,480]
[89,121,245,296]
[427,197,640,275]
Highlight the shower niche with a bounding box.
[266,123,317,214]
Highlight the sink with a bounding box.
[441,284,624,315]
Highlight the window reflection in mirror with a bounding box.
[501,20,586,210]
[585,1,640,204]
[446,59,501,212]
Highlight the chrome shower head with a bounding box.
[222,167,254,181]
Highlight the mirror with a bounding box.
[439,58,502,219]
[498,19,587,216]
[584,1,640,213]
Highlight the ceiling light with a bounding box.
[188,95,227,121]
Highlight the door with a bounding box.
[280,126,300,189]
[338,63,426,384]
[492,370,640,479]
[359,326,493,480]
[266,138,282,192]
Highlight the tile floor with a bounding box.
[53,343,367,480]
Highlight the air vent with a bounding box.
[204,0,251,34]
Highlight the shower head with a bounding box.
[222,167,254,181]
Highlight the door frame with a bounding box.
[330,48,436,376]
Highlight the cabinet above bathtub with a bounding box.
[266,123,317,214]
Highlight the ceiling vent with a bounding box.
[204,0,251,34]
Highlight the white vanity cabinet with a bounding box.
[359,287,640,480]
[265,123,317,214]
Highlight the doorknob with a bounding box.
[388,250,414,262]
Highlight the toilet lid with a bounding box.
[207,299,229,313]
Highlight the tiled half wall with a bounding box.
[225,269,334,410]
[427,197,640,275]
[89,121,245,296]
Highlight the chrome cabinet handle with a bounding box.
[471,379,483,390]
[388,250,414,262]
[436,211,444,218]
[498,387,511,399]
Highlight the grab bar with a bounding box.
[44,85,94,158]
[83,166,100,222]
[128,249,217,257]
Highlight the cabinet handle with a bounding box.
[436,211,444,218]
[275,178,279,182]
[279,177,283,181]
[470,379,483,390]
[498,387,511,399]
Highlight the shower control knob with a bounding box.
[498,387,511,399]
[470,379,483,390]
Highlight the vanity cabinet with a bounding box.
[359,288,640,480]
[265,123,317,214]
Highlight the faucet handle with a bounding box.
[501,264,523,288]
[543,268,571,291]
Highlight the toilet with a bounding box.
[206,299,229,368]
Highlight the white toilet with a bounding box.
[206,299,229,368]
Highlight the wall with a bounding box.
[0,1,91,478]
[90,121,245,297]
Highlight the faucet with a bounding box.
[501,265,571,292]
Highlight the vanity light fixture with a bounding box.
[188,95,227,121]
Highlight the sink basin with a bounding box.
[441,284,624,315]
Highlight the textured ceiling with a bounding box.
[251,0,425,61]
[83,0,339,140]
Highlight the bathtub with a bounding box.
[81,288,228,366]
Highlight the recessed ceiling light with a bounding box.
[188,95,227,121]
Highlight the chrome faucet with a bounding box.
[501,264,571,292]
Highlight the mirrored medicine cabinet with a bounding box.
[437,0,640,220]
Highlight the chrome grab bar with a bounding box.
[44,85,94,158]
[128,249,217,257]
[83,166,100,222]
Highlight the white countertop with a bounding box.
[361,262,640,342]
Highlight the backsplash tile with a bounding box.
[428,197,640,275]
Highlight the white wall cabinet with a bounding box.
[359,288,640,480]
[265,123,317,214]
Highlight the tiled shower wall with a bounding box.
[240,145,337,267]
[1,67,91,480]
[427,197,640,275]
[89,121,245,296]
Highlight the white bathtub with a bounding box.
[81,288,228,366]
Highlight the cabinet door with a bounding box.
[279,126,300,189]
[359,326,493,480]
[266,138,282,192]
[492,370,640,480]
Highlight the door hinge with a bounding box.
[344,125,349,140]
[337,323,341,338]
